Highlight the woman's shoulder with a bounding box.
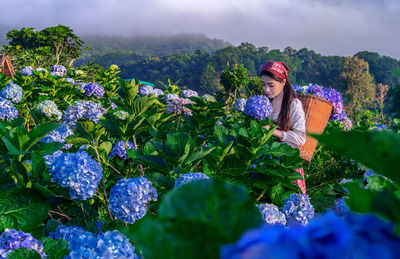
[290,98,304,110]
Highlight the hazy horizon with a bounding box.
[0,0,399,60]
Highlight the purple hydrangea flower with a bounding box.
[181,89,199,98]
[152,88,164,97]
[0,97,18,121]
[292,84,304,94]
[109,177,157,224]
[69,230,139,258]
[37,100,62,120]
[20,66,34,76]
[49,225,95,251]
[1,82,23,103]
[280,193,315,225]
[63,100,107,124]
[83,82,105,98]
[372,123,388,131]
[233,98,247,112]
[164,93,179,101]
[138,85,154,96]
[0,229,46,258]
[323,88,343,115]
[50,64,67,76]
[244,95,273,120]
[334,197,350,216]
[110,140,135,159]
[174,172,209,188]
[48,151,103,200]
[257,203,287,226]
[166,98,193,116]
[305,84,325,98]
[110,102,117,110]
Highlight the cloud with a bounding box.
[0,0,399,59]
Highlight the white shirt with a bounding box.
[268,98,306,148]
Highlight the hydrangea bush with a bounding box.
[280,193,315,225]
[0,82,23,103]
[244,95,273,120]
[110,140,135,159]
[0,229,46,258]
[109,177,158,223]
[174,172,210,188]
[0,97,19,121]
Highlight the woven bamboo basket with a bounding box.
[297,94,333,162]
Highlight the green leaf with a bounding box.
[65,136,91,145]
[270,182,286,207]
[98,141,112,157]
[35,142,64,155]
[25,122,61,151]
[0,188,50,235]
[40,237,70,259]
[134,179,262,259]
[31,152,46,180]
[77,121,95,133]
[131,96,154,118]
[185,147,215,165]
[313,130,400,185]
[130,154,169,173]
[6,247,41,259]
[2,137,27,155]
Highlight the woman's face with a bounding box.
[261,75,286,99]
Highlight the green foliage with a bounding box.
[6,247,42,259]
[0,188,50,237]
[133,178,263,259]
[40,237,70,259]
[314,129,400,232]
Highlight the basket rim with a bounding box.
[296,93,333,107]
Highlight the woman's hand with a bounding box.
[262,125,284,139]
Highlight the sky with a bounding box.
[0,0,399,59]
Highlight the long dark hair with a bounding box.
[260,70,296,131]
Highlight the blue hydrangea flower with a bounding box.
[41,123,73,150]
[174,172,210,188]
[138,85,154,96]
[292,84,305,94]
[0,82,23,103]
[221,211,400,259]
[109,177,158,224]
[164,93,179,101]
[65,77,75,84]
[63,100,107,124]
[48,151,103,200]
[49,225,95,251]
[257,203,287,225]
[0,229,46,258]
[50,64,67,76]
[202,94,216,102]
[334,197,350,216]
[372,123,388,131]
[43,150,64,165]
[181,89,199,98]
[0,97,18,121]
[233,98,247,112]
[323,88,343,115]
[110,140,135,159]
[305,84,325,98]
[152,88,164,97]
[83,82,105,98]
[110,102,117,110]
[280,193,315,225]
[244,95,273,120]
[20,66,34,76]
[69,230,138,258]
[37,100,62,120]
[78,83,86,90]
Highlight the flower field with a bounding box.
[0,64,399,258]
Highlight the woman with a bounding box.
[261,61,307,194]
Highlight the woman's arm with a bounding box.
[265,99,306,148]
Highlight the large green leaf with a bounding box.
[6,247,41,259]
[313,130,400,184]
[40,237,70,259]
[25,122,61,151]
[134,179,262,259]
[185,147,215,165]
[0,188,50,235]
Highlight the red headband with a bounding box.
[261,61,290,81]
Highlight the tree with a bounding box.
[340,56,376,115]
[4,25,87,67]
[200,63,220,94]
